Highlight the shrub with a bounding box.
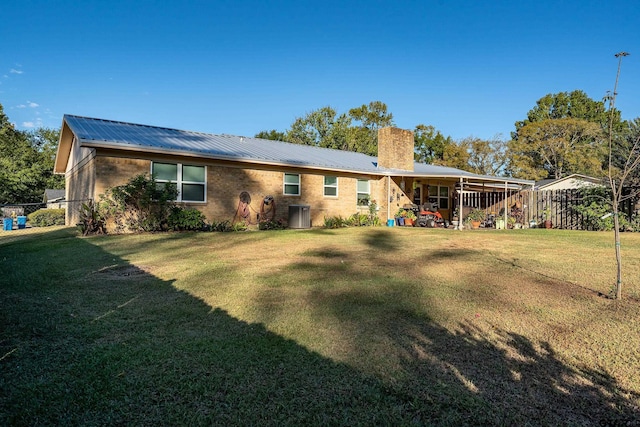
[168,207,207,231]
[78,200,107,235]
[572,186,632,231]
[103,174,178,233]
[28,208,65,227]
[258,219,286,230]
[324,215,348,229]
[348,213,370,226]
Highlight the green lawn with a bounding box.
[1,226,639,426]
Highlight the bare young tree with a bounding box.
[606,51,640,300]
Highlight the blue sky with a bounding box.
[1,0,639,141]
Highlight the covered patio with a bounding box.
[386,166,535,228]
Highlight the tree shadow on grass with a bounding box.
[253,230,640,426]
[0,228,466,426]
[3,228,638,426]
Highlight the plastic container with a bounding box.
[3,218,13,231]
[17,216,27,229]
[387,219,395,227]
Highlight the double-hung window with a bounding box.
[324,176,338,197]
[357,179,370,206]
[283,173,300,196]
[152,162,206,202]
[428,185,449,209]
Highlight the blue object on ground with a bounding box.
[3,218,13,231]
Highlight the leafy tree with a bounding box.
[463,136,509,176]
[436,139,471,171]
[507,118,605,180]
[0,103,64,204]
[413,124,453,163]
[255,129,287,141]
[348,101,394,156]
[284,101,393,156]
[513,90,616,139]
[286,106,343,147]
[612,117,640,187]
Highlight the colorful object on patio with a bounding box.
[3,218,13,231]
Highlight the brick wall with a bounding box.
[377,127,414,172]
[90,151,394,227]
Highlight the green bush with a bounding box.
[258,219,286,230]
[323,216,348,229]
[572,186,632,231]
[168,207,207,231]
[78,200,107,235]
[103,174,178,233]
[27,208,65,227]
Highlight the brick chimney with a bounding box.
[377,127,414,171]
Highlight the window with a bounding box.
[324,176,338,197]
[152,162,206,202]
[357,179,370,206]
[283,173,300,196]
[428,185,449,209]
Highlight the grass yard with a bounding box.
[1,226,639,426]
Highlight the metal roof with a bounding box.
[59,115,533,186]
[43,189,65,202]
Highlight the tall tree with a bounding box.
[611,117,640,187]
[508,118,605,180]
[513,90,615,140]
[254,129,287,141]
[463,136,509,176]
[348,101,394,156]
[0,103,63,204]
[284,101,393,156]
[435,139,471,171]
[286,106,346,148]
[413,124,453,164]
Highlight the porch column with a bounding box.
[458,177,464,231]
[387,175,391,222]
[504,181,508,228]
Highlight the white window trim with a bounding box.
[357,179,370,206]
[428,184,449,210]
[151,162,207,203]
[323,176,339,197]
[283,173,300,196]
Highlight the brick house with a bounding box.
[54,115,532,227]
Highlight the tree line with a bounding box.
[256,93,640,184]
[0,104,63,204]
[2,91,639,205]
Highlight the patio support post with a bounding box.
[459,177,464,231]
[504,181,508,227]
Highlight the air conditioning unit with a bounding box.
[288,204,311,229]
